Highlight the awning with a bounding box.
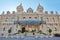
[14,20,46,25]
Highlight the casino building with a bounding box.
[0,4,60,36]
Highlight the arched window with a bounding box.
[17,16,19,20]
[46,18,49,22]
[5,17,8,22]
[1,33,4,36]
[29,17,32,20]
[23,17,26,20]
[40,17,43,21]
[3,27,5,31]
[27,8,33,13]
[52,18,55,22]
[11,17,15,22]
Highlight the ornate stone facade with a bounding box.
[0,4,60,37]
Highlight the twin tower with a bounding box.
[1,3,58,14]
[17,3,43,13]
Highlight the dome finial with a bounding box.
[20,3,22,6]
[37,4,44,12]
[16,3,24,12]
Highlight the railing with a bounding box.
[14,19,46,25]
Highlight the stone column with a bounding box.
[19,24,21,30]
[26,24,28,30]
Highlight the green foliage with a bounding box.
[39,30,43,34]
[18,30,22,34]
[48,28,52,33]
[8,29,11,33]
[31,30,36,32]
[25,30,28,32]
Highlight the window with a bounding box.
[47,25,50,28]
[40,17,41,21]
[1,33,4,36]
[23,17,26,20]
[16,29,18,31]
[3,27,5,31]
[34,17,37,19]
[5,17,8,22]
[29,17,31,20]
[54,27,57,31]
[46,18,49,22]
[47,27,50,30]
[53,18,55,22]
[27,8,33,13]
[40,17,43,21]
[54,25,57,31]
[52,18,55,22]
[11,17,15,22]
[17,16,19,20]
[55,24,57,25]
[59,16,60,18]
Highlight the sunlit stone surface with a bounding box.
[0,4,60,37]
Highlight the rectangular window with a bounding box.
[29,17,31,18]
[17,16,19,20]
[11,17,15,22]
[52,18,55,22]
[29,17,31,20]
[5,17,8,22]
[40,17,43,21]
[23,17,26,20]
[3,27,5,31]
[34,17,37,19]
[59,16,60,18]
[46,18,49,22]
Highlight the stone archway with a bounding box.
[22,27,25,33]
[21,25,26,33]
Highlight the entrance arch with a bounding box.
[21,25,26,33]
[22,26,25,33]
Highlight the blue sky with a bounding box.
[0,0,60,14]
